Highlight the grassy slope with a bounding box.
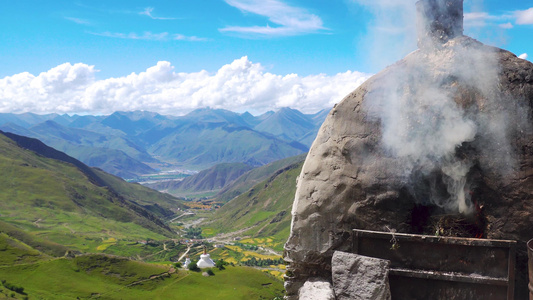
[205,161,303,251]
[0,255,284,300]
[24,121,156,177]
[59,143,155,178]
[0,232,45,266]
[94,169,187,219]
[216,153,306,203]
[0,133,172,252]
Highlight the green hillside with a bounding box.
[0,132,176,253]
[93,169,187,219]
[216,154,306,203]
[0,131,284,298]
[29,120,157,178]
[204,161,303,251]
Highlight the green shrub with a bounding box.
[187,262,200,272]
[206,269,215,276]
[2,281,25,295]
[215,259,227,270]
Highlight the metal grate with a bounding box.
[352,229,516,300]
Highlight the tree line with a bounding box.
[241,257,284,267]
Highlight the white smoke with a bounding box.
[350,0,418,71]
[441,157,473,214]
[363,0,523,215]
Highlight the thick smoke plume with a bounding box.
[364,0,527,215]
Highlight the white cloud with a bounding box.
[139,7,176,20]
[0,63,96,114]
[0,58,371,115]
[465,7,533,28]
[519,53,528,60]
[464,11,514,29]
[88,31,207,41]
[352,0,415,7]
[499,22,513,29]
[64,17,91,25]
[515,8,533,25]
[464,12,490,21]
[464,12,491,27]
[173,34,208,42]
[220,0,326,37]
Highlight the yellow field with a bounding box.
[225,245,243,252]
[96,238,117,251]
[239,237,282,250]
[241,251,280,260]
[202,228,216,236]
[224,257,238,264]
[268,270,283,278]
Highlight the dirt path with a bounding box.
[210,226,254,243]
[169,212,195,223]
[143,242,170,260]
[207,226,283,256]
[97,267,180,298]
[177,244,192,262]
[183,217,205,229]
[259,246,282,256]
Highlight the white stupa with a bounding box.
[196,246,215,268]
[184,257,191,268]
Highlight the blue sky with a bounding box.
[0,0,532,115]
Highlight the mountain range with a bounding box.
[0,107,328,178]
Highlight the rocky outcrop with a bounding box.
[284,1,533,299]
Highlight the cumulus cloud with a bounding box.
[519,53,528,60]
[515,8,533,25]
[0,57,371,115]
[220,0,326,37]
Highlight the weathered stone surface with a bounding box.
[298,278,336,300]
[284,34,533,300]
[332,251,391,300]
